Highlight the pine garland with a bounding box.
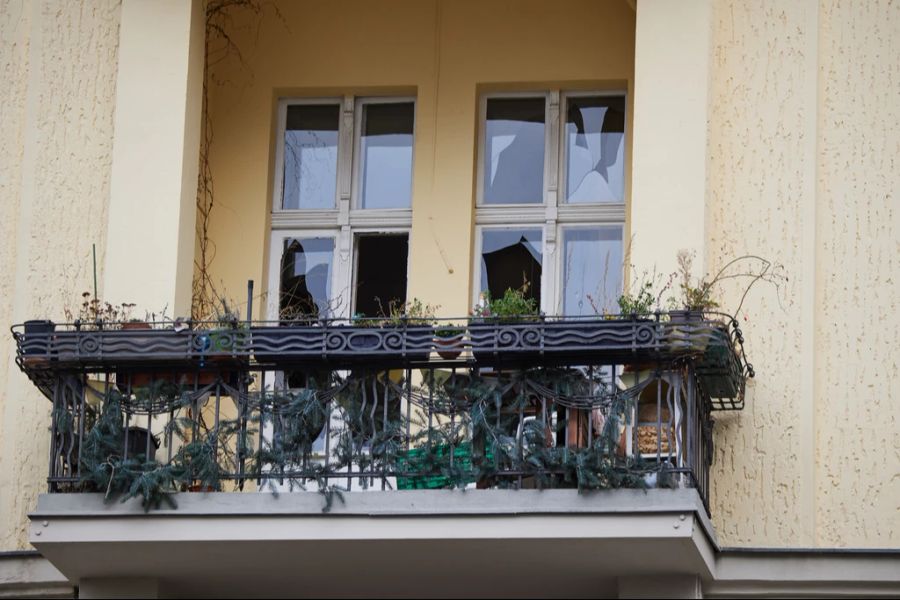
[78,367,673,511]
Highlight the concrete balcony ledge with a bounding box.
[21,490,900,598]
[30,488,717,598]
[31,487,713,519]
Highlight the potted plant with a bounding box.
[194,301,249,387]
[344,298,437,361]
[115,314,165,390]
[433,325,466,360]
[381,298,437,362]
[469,288,540,363]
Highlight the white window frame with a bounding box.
[473,89,627,315]
[269,96,416,320]
[266,229,342,321]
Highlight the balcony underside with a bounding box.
[30,488,716,599]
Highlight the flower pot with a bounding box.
[666,310,709,354]
[469,318,543,365]
[434,329,465,360]
[112,322,157,390]
[21,320,56,363]
[347,325,433,362]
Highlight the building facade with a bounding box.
[1,0,898,597]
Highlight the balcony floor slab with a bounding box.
[30,489,716,598]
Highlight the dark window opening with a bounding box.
[354,234,409,318]
[480,228,542,305]
[279,237,334,321]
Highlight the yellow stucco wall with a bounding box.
[708,0,899,547]
[813,0,899,548]
[0,0,121,550]
[204,0,636,318]
[0,0,897,554]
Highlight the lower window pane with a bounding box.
[480,228,543,304]
[561,227,622,316]
[280,237,335,320]
[354,234,409,317]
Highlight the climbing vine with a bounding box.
[193,0,283,319]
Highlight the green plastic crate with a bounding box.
[396,443,493,490]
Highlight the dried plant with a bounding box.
[671,250,788,315]
[64,292,136,329]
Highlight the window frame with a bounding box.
[473,224,548,312]
[272,97,344,215]
[473,89,628,315]
[266,229,341,320]
[269,96,416,320]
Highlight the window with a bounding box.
[269,96,415,320]
[474,91,626,315]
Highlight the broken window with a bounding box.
[354,234,409,318]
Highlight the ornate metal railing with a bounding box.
[12,313,750,513]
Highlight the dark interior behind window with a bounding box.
[354,234,409,317]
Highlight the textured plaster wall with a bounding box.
[814,0,899,547]
[708,0,899,547]
[0,0,120,550]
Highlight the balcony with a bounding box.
[13,313,750,595]
[14,312,748,502]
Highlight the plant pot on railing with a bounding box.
[666,310,710,355]
[193,326,249,388]
[113,321,155,390]
[469,288,542,364]
[21,320,56,363]
[469,317,543,364]
[434,327,466,360]
[342,319,434,363]
[250,318,326,364]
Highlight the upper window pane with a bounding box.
[565,96,625,203]
[282,104,339,210]
[561,226,623,316]
[279,237,334,320]
[359,102,414,209]
[480,228,543,304]
[483,97,545,205]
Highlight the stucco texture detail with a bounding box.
[0,0,120,551]
[707,0,817,547]
[814,0,899,547]
[708,0,899,548]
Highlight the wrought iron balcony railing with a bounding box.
[12,313,750,514]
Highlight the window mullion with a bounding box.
[338,96,354,221]
[543,90,561,315]
[335,96,355,317]
[272,101,288,213]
